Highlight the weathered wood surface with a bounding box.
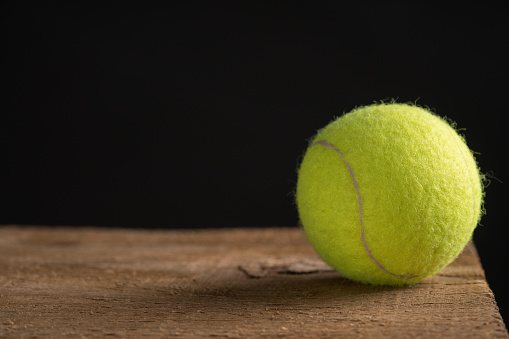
[0,226,507,338]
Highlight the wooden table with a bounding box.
[1,226,507,338]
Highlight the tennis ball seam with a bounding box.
[314,139,424,280]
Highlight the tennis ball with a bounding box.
[296,103,484,285]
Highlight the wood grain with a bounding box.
[0,226,507,338]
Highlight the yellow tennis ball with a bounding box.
[296,103,484,285]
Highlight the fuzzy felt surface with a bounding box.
[296,103,484,285]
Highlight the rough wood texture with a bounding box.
[0,226,507,338]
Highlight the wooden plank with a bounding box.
[0,226,507,338]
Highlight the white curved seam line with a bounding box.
[314,140,422,280]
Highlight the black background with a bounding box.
[2,2,507,322]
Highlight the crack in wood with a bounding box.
[238,258,335,279]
